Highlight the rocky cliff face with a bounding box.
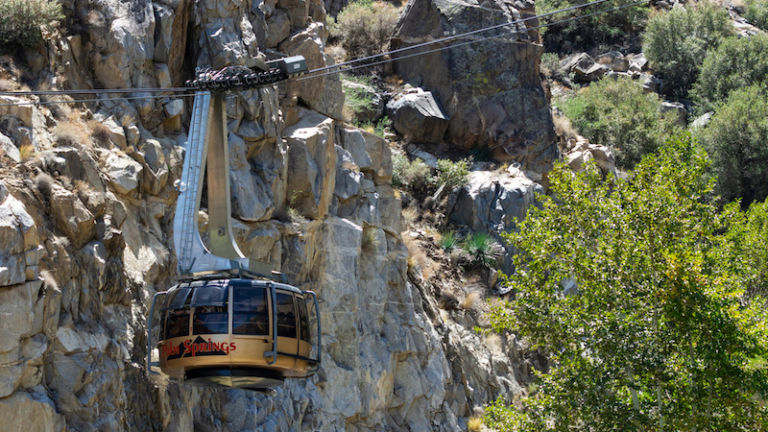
[0,0,535,430]
[391,0,556,172]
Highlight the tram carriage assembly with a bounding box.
[147,56,320,390]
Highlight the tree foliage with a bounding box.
[436,158,470,190]
[536,0,648,51]
[744,0,768,31]
[692,35,768,114]
[559,77,680,168]
[0,0,63,49]
[698,85,768,206]
[329,0,399,60]
[643,2,733,98]
[490,135,768,431]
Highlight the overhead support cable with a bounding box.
[0,0,648,106]
[296,0,649,81]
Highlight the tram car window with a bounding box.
[298,299,310,342]
[276,292,298,339]
[233,285,269,335]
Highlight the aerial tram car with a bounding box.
[147,57,320,390]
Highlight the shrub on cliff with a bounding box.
[643,1,733,98]
[0,0,63,49]
[744,0,768,31]
[436,158,469,190]
[698,85,768,206]
[559,77,680,168]
[537,0,648,51]
[691,35,768,114]
[488,135,768,430]
[329,0,400,59]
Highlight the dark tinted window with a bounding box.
[190,284,227,307]
[167,287,191,309]
[165,309,190,338]
[297,297,310,342]
[193,305,228,334]
[233,286,268,335]
[276,292,297,339]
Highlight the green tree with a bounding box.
[536,0,648,51]
[0,0,63,49]
[692,35,768,114]
[489,135,768,431]
[329,0,399,59]
[744,0,768,31]
[436,158,469,190]
[643,2,733,98]
[719,200,768,297]
[698,85,768,206]
[559,77,680,168]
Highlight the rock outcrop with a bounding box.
[391,0,557,172]
[386,87,449,144]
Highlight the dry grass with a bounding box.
[54,119,90,147]
[0,78,19,91]
[73,179,92,194]
[467,416,484,432]
[362,226,379,251]
[403,233,440,280]
[384,75,404,86]
[553,111,579,141]
[88,120,112,147]
[18,143,35,161]
[484,333,503,355]
[34,172,54,197]
[402,206,420,227]
[460,291,481,310]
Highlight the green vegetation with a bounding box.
[342,74,378,123]
[691,35,768,114]
[540,52,560,76]
[745,0,768,31]
[698,85,768,206]
[643,1,733,98]
[0,0,63,49]
[438,231,457,252]
[487,135,768,430]
[357,116,391,139]
[720,199,768,297]
[436,159,469,190]
[558,77,680,168]
[536,0,648,50]
[461,232,502,269]
[393,155,470,196]
[392,153,432,193]
[329,0,400,59]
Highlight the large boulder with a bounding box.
[0,391,66,432]
[386,88,449,144]
[391,0,556,172]
[152,0,192,85]
[0,196,39,287]
[0,281,44,354]
[447,167,542,274]
[48,184,96,249]
[280,23,344,119]
[283,108,337,219]
[448,168,542,234]
[0,132,19,163]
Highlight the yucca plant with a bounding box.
[462,232,502,269]
[438,230,457,252]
